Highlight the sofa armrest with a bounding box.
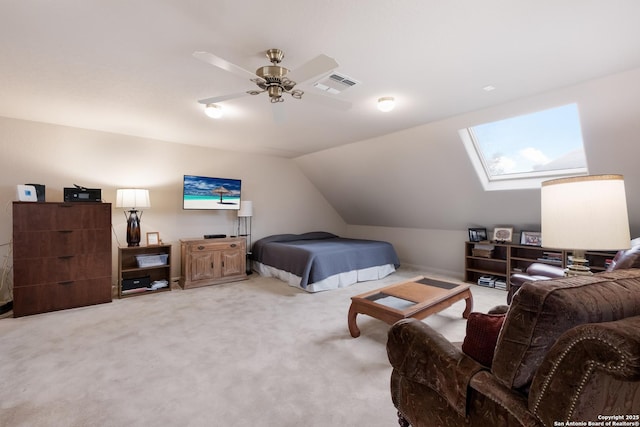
[529,316,640,425]
[525,262,565,278]
[387,318,484,416]
[469,372,544,427]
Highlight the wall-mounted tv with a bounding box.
[183,175,241,210]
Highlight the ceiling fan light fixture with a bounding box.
[377,97,395,112]
[268,85,284,102]
[204,103,223,119]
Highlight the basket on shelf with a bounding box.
[472,248,493,258]
[135,254,169,268]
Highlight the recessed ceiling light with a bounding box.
[483,85,496,92]
[204,103,223,119]
[377,97,395,112]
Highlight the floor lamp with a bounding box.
[541,175,630,276]
[116,189,151,247]
[237,201,253,275]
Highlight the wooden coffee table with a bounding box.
[348,275,473,337]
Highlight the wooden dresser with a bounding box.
[179,237,246,289]
[12,202,112,317]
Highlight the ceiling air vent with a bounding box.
[313,73,360,94]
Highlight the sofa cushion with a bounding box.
[462,312,505,367]
[492,268,640,391]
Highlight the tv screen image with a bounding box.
[183,175,241,210]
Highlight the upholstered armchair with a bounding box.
[387,268,640,427]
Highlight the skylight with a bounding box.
[460,103,588,191]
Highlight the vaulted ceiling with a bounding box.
[2,1,640,158]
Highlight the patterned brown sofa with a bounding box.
[387,269,640,427]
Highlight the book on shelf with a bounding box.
[536,257,562,265]
[477,275,496,288]
[121,287,148,295]
[537,251,563,265]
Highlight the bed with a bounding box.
[252,231,400,292]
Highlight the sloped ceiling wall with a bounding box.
[296,68,640,237]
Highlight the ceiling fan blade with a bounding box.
[193,51,261,82]
[287,54,339,84]
[197,92,251,105]
[302,91,352,111]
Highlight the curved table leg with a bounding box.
[462,290,474,319]
[348,304,361,338]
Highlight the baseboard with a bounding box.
[399,263,464,281]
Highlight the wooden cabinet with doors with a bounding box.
[179,237,246,289]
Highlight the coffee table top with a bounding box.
[352,275,470,317]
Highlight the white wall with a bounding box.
[0,116,346,285]
[347,225,466,279]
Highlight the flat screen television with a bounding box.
[183,175,241,210]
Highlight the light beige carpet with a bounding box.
[0,267,506,427]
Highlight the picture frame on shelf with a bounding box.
[468,228,488,242]
[520,230,542,246]
[493,227,513,243]
[146,232,160,246]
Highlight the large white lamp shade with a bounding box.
[541,174,630,275]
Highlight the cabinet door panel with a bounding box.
[221,249,244,277]
[190,251,219,281]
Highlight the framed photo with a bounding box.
[493,227,513,243]
[146,232,160,246]
[520,231,542,246]
[468,228,487,242]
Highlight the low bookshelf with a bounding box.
[464,241,617,293]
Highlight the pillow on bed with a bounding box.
[297,231,338,240]
[462,312,506,367]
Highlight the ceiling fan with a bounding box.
[193,48,351,111]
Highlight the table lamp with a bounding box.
[541,174,630,275]
[116,189,151,247]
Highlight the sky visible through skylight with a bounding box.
[471,103,587,178]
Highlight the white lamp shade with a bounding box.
[238,200,253,217]
[541,175,630,250]
[116,189,151,209]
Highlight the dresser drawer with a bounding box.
[12,277,112,317]
[189,241,243,252]
[13,253,111,287]
[13,229,110,259]
[13,203,110,232]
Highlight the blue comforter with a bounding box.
[252,232,400,289]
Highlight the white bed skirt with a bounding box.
[253,262,397,293]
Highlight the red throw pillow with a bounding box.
[462,312,506,367]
